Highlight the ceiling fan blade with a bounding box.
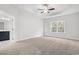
[48,8,55,10]
[37,9,44,10]
[41,11,44,13]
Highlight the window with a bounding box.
[58,21,64,32]
[50,21,57,32]
[50,20,64,32]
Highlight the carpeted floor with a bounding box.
[0,37,79,55]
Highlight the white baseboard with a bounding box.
[22,34,43,40]
[45,35,79,40]
[10,34,43,42]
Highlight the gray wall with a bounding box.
[44,12,79,40]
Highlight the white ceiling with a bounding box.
[14,4,79,18]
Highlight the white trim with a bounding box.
[10,34,43,42]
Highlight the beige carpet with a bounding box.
[0,37,79,55]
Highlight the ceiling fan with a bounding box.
[37,4,55,14]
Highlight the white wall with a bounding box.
[44,12,79,40]
[17,9,43,40]
[0,5,43,40]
